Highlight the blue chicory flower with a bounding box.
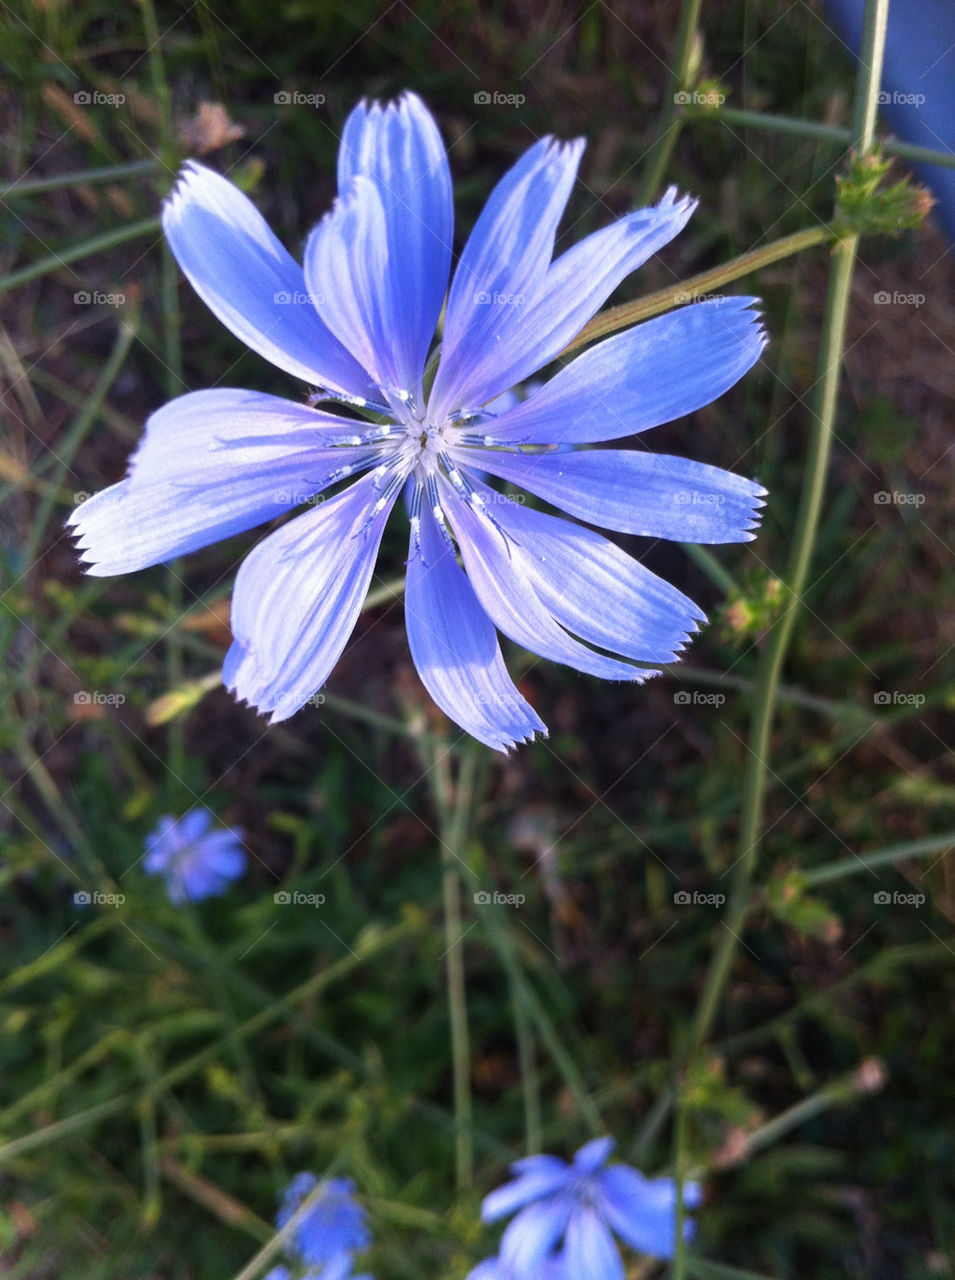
[480,1136,701,1277]
[276,1173,370,1273]
[70,92,767,751]
[143,807,245,902]
[467,1252,569,1280]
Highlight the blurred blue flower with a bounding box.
[480,1137,701,1277]
[276,1174,370,1275]
[143,808,245,903]
[467,1251,568,1280]
[71,91,766,751]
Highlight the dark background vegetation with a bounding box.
[1,1,954,1276]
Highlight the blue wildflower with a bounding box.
[70,92,767,751]
[467,1252,568,1280]
[480,1137,701,1276]
[276,1174,370,1273]
[143,808,245,903]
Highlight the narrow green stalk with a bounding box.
[688,104,955,171]
[0,158,162,200]
[689,0,888,1060]
[638,0,705,204]
[804,831,955,886]
[0,217,161,294]
[562,226,831,357]
[673,6,890,1275]
[509,966,542,1155]
[434,745,479,1188]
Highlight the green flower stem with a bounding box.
[688,0,887,1061]
[0,217,161,294]
[0,158,162,200]
[803,831,955,886]
[638,0,706,205]
[673,4,889,1274]
[433,743,480,1189]
[562,226,831,358]
[687,103,955,171]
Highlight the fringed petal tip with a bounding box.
[654,186,698,220]
[162,159,209,223]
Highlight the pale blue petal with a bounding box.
[177,808,213,843]
[304,176,399,395]
[405,503,545,752]
[430,137,585,419]
[564,1205,625,1280]
[337,91,452,393]
[464,447,766,542]
[481,1159,572,1223]
[68,389,381,576]
[450,482,704,667]
[475,298,766,445]
[225,472,397,723]
[500,1196,574,1273]
[466,1260,507,1280]
[443,189,696,413]
[572,1137,615,1175]
[162,162,376,399]
[597,1166,698,1259]
[441,482,654,682]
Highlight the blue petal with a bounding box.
[405,502,546,752]
[225,471,397,723]
[162,162,376,399]
[430,137,585,419]
[572,1137,615,1176]
[476,298,767,445]
[441,482,655,682]
[68,389,381,575]
[304,177,398,394]
[177,808,213,843]
[337,91,452,394]
[564,1205,625,1280]
[443,188,696,415]
[464,447,766,542]
[596,1166,697,1259]
[499,1196,574,1273]
[446,480,704,670]
[481,1157,573,1223]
